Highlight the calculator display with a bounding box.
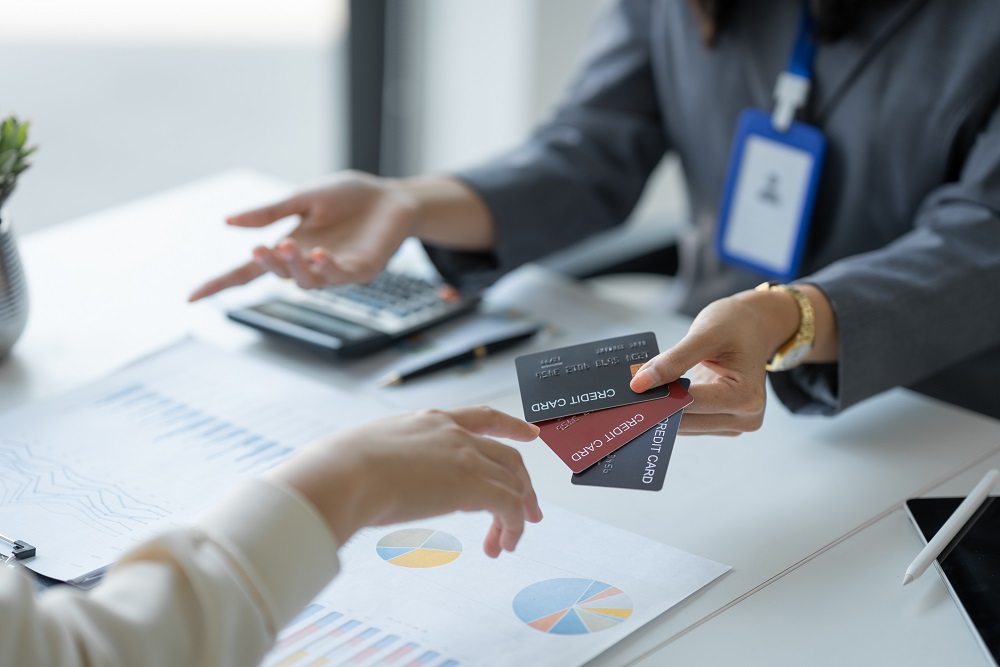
[253,301,372,341]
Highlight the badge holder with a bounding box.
[716,6,827,282]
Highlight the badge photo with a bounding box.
[716,108,826,282]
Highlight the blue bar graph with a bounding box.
[94,383,293,473]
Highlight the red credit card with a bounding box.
[536,380,693,473]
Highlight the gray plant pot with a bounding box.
[0,209,28,360]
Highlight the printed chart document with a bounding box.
[0,339,389,581]
[262,507,730,667]
[1,335,730,666]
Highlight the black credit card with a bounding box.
[570,379,688,491]
[514,332,671,423]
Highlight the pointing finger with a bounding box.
[443,406,540,442]
[227,196,305,228]
[188,260,266,302]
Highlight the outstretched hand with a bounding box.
[629,290,806,436]
[189,171,419,301]
[270,406,543,558]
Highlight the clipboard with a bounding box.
[905,496,1000,666]
[0,532,35,562]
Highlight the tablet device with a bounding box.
[905,496,1000,665]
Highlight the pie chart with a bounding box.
[512,578,633,635]
[376,528,463,568]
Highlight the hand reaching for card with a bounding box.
[268,406,542,558]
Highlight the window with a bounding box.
[0,0,348,233]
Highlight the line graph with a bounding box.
[0,438,169,537]
[0,340,391,582]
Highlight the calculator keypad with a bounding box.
[288,271,465,334]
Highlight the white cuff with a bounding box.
[196,478,340,630]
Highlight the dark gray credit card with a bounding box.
[514,332,671,423]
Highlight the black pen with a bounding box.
[378,322,543,387]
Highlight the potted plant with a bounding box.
[0,115,36,360]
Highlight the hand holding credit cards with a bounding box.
[515,332,691,490]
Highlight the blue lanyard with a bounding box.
[787,4,817,80]
[772,3,817,131]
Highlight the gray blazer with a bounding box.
[429,0,1000,419]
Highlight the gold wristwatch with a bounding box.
[754,281,815,372]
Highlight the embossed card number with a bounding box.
[514,332,672,424]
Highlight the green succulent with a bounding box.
[0,115,37,210]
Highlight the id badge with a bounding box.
[716,108,826,282]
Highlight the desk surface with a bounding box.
[4,170,999,666]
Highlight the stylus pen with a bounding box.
[903,468,1000,586]
[378,322,543,387]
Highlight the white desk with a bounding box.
[4,171,999,666]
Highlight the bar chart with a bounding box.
[265,605,462,667]
[95,382,294,474]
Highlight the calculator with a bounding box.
[227,270,480,358]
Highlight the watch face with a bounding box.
[779,344,811,369]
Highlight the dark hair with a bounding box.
[690,0,869,45]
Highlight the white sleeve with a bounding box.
[0,478,340,667]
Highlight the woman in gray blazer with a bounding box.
[193,0,1000,431]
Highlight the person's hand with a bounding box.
[268,406,543,557]
[628,290,803,436]
[189,171,419,301]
